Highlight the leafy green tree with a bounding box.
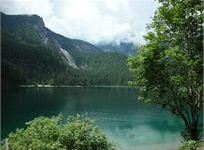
[7,115,114,150]
[128,0,203,140]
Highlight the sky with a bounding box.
[0,0,159,44]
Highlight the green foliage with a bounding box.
[1,60,25,87]
[60,115,113,150]
[8,116,63,150]
[1,31,78,87]
[128,0,203,140]
[179,140,199,150]
[74,51,131,86]
[7,115,114,150]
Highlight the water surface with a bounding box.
[2,87,183,149]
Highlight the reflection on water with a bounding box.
[2,87,184,149]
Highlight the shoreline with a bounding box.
[19,85,82,88]
[19,84,131,88]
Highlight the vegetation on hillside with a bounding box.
[128,0,203,141]
[2,33,131,87]
[1,13,132,87]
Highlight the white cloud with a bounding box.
[0,0,158,44]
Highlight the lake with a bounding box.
[2,87,184,150]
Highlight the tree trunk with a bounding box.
[178,111,200,140]
[188,122,199,140]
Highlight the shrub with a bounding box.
[7,114,114,150]
[179,140,199,150]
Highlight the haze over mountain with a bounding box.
[0,0,158,44]
[1,12,132,87]
[96,42,138,56]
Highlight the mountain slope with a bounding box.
[1,12,132,87]
[2,30,79,87]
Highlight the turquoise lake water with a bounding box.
[2,87,184,149]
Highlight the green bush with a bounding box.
[7,115,114,150]
[179,140,199,150]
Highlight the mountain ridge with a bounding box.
[1,12,132,87]
[96,41,138,56]
[1,12,100,53]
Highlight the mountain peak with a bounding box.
[1,12,45,28]
[28,14,44,27]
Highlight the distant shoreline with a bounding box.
[19,84,131,88]
[19,85,83,88]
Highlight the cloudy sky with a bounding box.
[1,0,158,44]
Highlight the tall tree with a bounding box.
[128,0,203,140]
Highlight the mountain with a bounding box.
[97,42,138,56]
[1,12,131,87]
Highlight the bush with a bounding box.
[7,114,114,150]
[179,140,199,150]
